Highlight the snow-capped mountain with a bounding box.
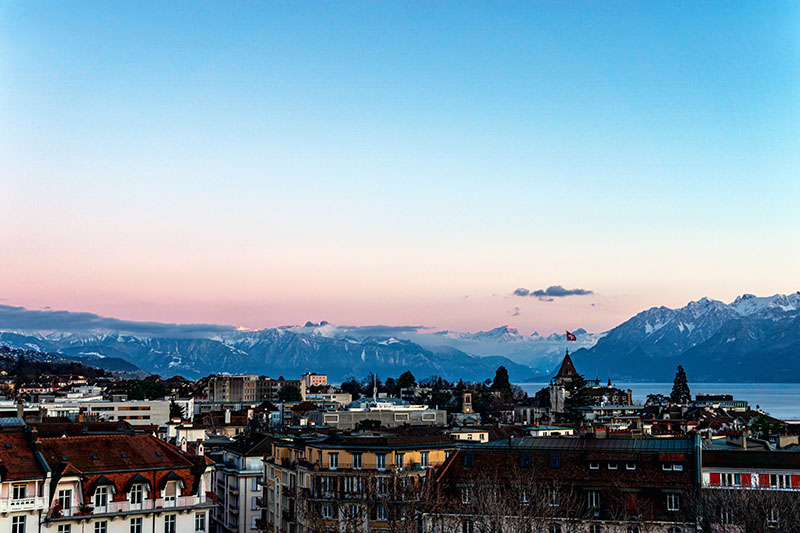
[572,292,800,382]
[0,326,533,382]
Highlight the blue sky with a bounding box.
[1,2,798,333]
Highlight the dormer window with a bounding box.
[94,486,108,509]
[130,484,144,506]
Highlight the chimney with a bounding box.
[16,398,24,420]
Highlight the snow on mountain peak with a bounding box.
[730,292,800,316]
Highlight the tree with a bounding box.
[751,414,784,440]
[670,365,691,404]
[168,398,185,419]
[559,374,591,425]
[278,384,303,402]
[341,377,363,400]
[491,366,513,401]
[646,394,668,406]
[397,370,416,390]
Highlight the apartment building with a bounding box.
[0,432,50,533]
[210,376,303,403]
[212,435,273,533]
[425,436,701,533]
[261,433,455,533]
[38,433,215,533]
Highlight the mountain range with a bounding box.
[571,292,800,382]
[0,291,797,382]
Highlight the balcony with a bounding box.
[49,495,214,520]
[0,496,47,512]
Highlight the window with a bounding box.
[627,527,640,533]
[396,453,404,470]
[462,487,472,504]
[721,473,741,486]
[462,520,474,533]
[164,515,176,533]
[329,453,339,470]
[94,486,108,508]
[520,453,531,468]
[608,463,618,470]
[195,512,206,532]
[662,464,672,471]
[322,503,334,519]
[58,526,71,533]
[549,454,560,469]
[58,488,72,516]
[589,462,600,470]
[352,453,362,469]
[251,477,259,491]
[376,503,388,520]
[421,451,429,468]
[667,493,680,511]
[625,463,636,471]
[587,490,600,510]
[130,517,143,533]
[589,526,602,533]
[549,525,561,533]
[376,453,386,471]
[12,516,25,533]
[12,484,27,500]
[548,488,560,507]
[130,484,144,505]
[252,497,259,510]
[673,464,683,471]
[376,477,389,495]
[770,474,790,488]
[667,528,682,533]
[463,453,474,467]
[164,481,177,505]
[767,508,779,528]
[95,522,107,533]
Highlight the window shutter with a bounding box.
[709,473,720,486]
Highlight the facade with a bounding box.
[39,399,173,426]
[424,436,701,533]
[210,376,304,403]
[302,373,327,389]
[262,433,455,533]
[0,432,50,533]
[38,433,215,533]
[212,436,272,533]
[701,446,800,529]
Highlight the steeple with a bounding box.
[553,349,579,383]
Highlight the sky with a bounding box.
[1,2,799,335]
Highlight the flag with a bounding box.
[566,331,577,341]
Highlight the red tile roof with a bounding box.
[0,432,45,481]
[39,434,194,473]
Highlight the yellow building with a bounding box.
[262,433,455,532]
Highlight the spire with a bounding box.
[553,349,579,381]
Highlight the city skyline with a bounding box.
[2,3,798,334]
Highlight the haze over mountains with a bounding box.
[0,291,797,382]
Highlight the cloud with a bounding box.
[510,306,521,317]
[514,285,594,301]
[337,325,428,337]
[0,304,237,338]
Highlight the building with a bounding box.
[302,373,327,389]
[262,432,456,532]
[526,424,575,437]
[37,398,173,426]
[308,397,447,431]
[0,432,50,533]
[212,435,273,533]
[701,439,800,529]
[38,433,215,533]
[210,376,304,403]
[425,435,701,532]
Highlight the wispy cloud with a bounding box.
[0,305,237,338]
[514,285,594,302]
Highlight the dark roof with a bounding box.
[553,350,579,380]
[703,449,800,469]
[0,432,46,480]
[462,436,695,453]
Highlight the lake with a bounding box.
[517,382,800,420]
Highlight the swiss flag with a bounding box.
[566,331,577,341]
